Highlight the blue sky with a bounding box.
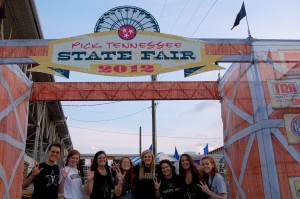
[34,0,300,155]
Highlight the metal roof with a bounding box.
[4,0,43,39]
[4,0,73,150]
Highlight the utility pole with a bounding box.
[151,75,157,157]
[139,126,142,156]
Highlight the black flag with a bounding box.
[231,2,246,30]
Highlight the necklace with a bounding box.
[98,167,107,175]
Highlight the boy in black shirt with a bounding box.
[23,143,66,199]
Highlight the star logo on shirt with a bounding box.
[167,182,175,188]
[118,25,137,40]
[186,188,196,199]
[101,186,109,198]
[45,170,59,186]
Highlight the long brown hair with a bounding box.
[91,150,113,187]
[91,150,109,170]
[179,154,199,185]
[119,156,136,189]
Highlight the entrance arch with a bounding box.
[1,38,300,198]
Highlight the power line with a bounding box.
[158,125,219,139]
[62,101,120,107]
[69,125,135,135]
[68,125,223,140]
[64,107,139,114]
[169,0,190,34]
[139,101,150,128]
[69,106,151,122]
[180,0,204,36]
[191,0,219,37]
[158,0,168,23]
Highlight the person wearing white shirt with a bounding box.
[60,150,83,199]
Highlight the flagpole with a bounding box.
[240,1,254,65]
[243,1,252,39]
[231,1,252,40]
[151,75,157,157]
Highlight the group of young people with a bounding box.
[23,143,227,199]
[22,143,83,199]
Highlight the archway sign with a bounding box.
[0,5,300,199]
[28,5,223,77]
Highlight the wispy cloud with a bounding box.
[179,101,220,116]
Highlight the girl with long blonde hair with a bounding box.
[133,149,156,199]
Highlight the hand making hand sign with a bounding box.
[60,167,70,179]
[31,163,43,177]
[115,168,126,185]
[153,178,161,190]
[86,167,94,182]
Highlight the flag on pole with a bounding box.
[203,144,209,155]
[231,2,246,30]
[0,0,5,19]
[174,147,179,160]
[149,144,153,151]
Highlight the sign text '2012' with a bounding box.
[98,64,154,73]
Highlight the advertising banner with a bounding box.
[284,114,300,144]
[29,31,223,77]
[267,79,300,108]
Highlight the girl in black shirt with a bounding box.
[86,151,113,199]
[113,156,135,198]
[179,154,208,199]
[154,159,181,199]
[133,149,157,199]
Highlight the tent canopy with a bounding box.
[131,152,178,165]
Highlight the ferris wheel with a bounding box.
[94,6,160,34]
